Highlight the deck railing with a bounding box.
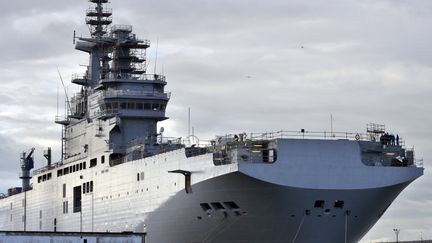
[248,130,370,141]
[215,130,406,147]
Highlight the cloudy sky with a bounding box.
[0,0,431,241]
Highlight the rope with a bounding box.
[201,214,229,243]
[345,211,349,243]
[204,214,241,243]
[292,213,306,243]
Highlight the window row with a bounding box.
[62,201,69,214]
[83,181,94,194]
[37,173,52,183]
[101,101,166,112]
[136,172,145,181]
[57,156,105,177]
[57,162,86,177]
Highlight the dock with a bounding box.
[0,231,145,243]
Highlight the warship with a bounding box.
[0,1,424,242]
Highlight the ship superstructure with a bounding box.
[55,0,171,166]
[0,1,424,243]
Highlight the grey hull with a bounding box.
[144,172,411,243]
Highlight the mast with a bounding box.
[86,0,112,38]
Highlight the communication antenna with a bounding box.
[188,107,191,138]
[56,66,72,114]
[154,37,159,74]
[330,114,334,136]
[56,85,59,117]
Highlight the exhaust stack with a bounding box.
[44,147,52,167]
[20,148,35,192]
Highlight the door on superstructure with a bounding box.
[73,186,82,213]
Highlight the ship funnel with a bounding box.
[20,148,35,192]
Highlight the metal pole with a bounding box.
[80,208,83,233]
[330,114,333,136]
[393,229,400,243]
[23,191,27,232]
[92,192,94,232]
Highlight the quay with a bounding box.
[0,231,145,243]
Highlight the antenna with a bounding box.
[188,107,191,138]
[154,37,159,74]
[330,114,333,136]
[56,66,72,114]
[56,85,59,117]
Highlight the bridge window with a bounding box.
[112,102,118,110]
[151,103,160,111]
